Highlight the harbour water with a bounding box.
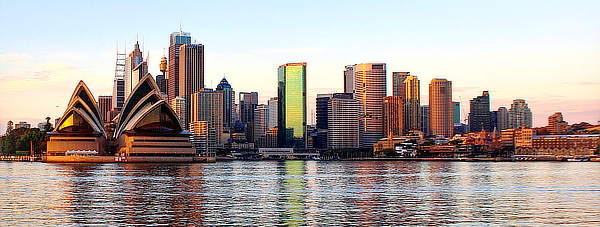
[1,161,599,226]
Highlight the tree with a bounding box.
[43,117,53,132]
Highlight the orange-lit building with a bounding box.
[383,96,403,138]
[429,78,453,138]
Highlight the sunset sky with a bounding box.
[1,0,599,133]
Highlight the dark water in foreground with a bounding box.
[1,161,599,226]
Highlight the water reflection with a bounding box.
[0,161,599,225]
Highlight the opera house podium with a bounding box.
[45,74,201,163]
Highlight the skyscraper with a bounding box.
[124,41,143,98]
[429,78,453,138]
[167,31,192,102]
[421,105,430,136]
[267,97,278,130]
[469,91,492,132]
[191,89,224,145]
[170,97,186,129]
[453,102,461,124]
[403,75,420,132]
[239,92,259,125]
[97,95,112,124]
[327,93,359,149]
[179,43,205,129]
[216,77,235,130]
[343,65,355,94]
[354,63,386,148]
[509,99,533,128]
[383,96,404,138]
[497,107,509,130]
[392,72,410,97]
[278,62,307,149]
[253,104,269,144]
[112,49,126,111]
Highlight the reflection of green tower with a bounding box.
[284,160,305,226]
[278,63,307,149]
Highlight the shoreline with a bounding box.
[1,155,598,163]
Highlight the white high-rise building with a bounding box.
[327,93,360,149]
[509,99,532,128]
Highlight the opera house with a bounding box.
[44,74,210,163]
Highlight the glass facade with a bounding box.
[278,63,307,149]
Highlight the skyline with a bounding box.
[1,1,599,134]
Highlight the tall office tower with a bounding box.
[509,99,533,128]
[253,104,269,144]
[315,93,333,149]
[155,56,168,94]
[97,96,112,124]
[189,121,216,156]
[452,102,461,124]
[112,49,126,110]
[267,97,278,130]
[403,75,420,132]
[383,96,404,138]
[343,65,355,93]
[239,92,259,125]
[429,78,453,138]
[490,110,498,132]
[215,78,235,130]
[124,41,143,98]
[421,105,430,136]
[328,93,359,149]
[155,74,166,95]
[131,61,148,90]
[469,91,492,132]
[191,90,224,144]
[497,107,509,131]
[179,43,205,129]
[548,112,567,134]
[392,72,410,97]
[278,62,307,149]
[170,97,186,128]
[167,31,192,102]
[354,63,386,148]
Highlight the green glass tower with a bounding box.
[278,62,307,149]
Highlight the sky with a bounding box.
[1,0,599,134]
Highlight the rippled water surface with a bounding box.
[1,161,599,226]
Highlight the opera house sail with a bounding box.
[46,81,108,158]
[113,74,195,161]
[45,74,201,163]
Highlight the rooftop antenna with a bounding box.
[179,21,182,32]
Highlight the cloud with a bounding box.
[0,53,35,62]
[575,81,600,86]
